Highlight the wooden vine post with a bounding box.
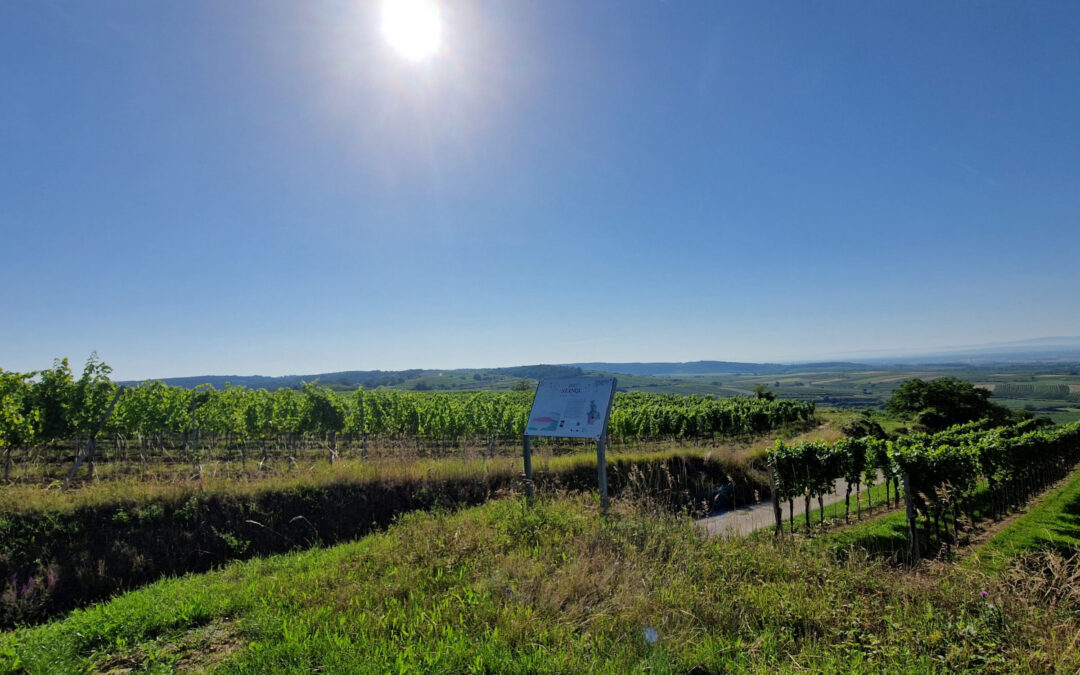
[769,464,783,536]
[63,386,124,491]
[902,471,920,561]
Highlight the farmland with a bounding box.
[8,0,1080,670]
[125,360,1080,423]
[0,358,824,629]
[3,474,1080,673]
[3,359,1080,671]
[603,366,1080,423]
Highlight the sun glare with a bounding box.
[381,0,442,62]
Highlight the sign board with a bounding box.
[525,377,616,440]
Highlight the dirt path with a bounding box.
[696,476,880,537]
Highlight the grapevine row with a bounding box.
[769,418,1080,555]
[1,358,815,473]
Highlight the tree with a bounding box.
[841,410,887,440]
[886,377,1010,432]
[512,377,532,391]
[754,384,776,401]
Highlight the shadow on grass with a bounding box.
[1033,535,1080,558]
[1036,489,1080,555]
[817,514,910,563]
[1061,490,1080,517]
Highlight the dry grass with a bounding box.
[0,434,788,515]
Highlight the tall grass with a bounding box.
[2,494,1077,673]
[0,447,761,628]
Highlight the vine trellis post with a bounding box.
[63,386,124,491]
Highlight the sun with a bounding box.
[381,0,442,62]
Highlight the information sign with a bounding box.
[525,377,616,440]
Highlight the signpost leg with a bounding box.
[523,435,534,502]
[597,435,609,513]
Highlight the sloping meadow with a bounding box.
[0,449,764,628]
[3,495,1077,673]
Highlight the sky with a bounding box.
[2,0,1080,380]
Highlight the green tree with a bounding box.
[841,410,887,440]
[512,377,532,391]
[886,377,1009,432]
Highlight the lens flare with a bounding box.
[381,0,441,62]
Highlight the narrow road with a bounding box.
[695,476,879,538]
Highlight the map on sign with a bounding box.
[525,377,617,440]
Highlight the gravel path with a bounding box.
[696,476,876,537]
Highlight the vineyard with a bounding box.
[770,418,1080,557]
[991,382,1076,399]
[0,358,814,480]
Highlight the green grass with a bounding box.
[0,445,771,629]
[3,495,1079,673]
[815,511,911,560]
[969,466,1080,574]
[814,468,1080,569]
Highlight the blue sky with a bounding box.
[2,1,1079,379]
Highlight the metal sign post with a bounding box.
[596,378,617,512]
[523,376,617,512]
[522,434,534,502]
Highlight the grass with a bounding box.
[815,511,911,560]
[0,442,756,515]
[812,468,1080,568]
[0,445,772,629]
[968,466,1080,574]
[3,494,1078,673]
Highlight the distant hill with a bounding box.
[571,361,869,376]
[120,369,428,391]
[121,361,873,390]
[859,336,1080,365]
[120,365,582,391]
[120,338,1080,393]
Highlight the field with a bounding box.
[3,367,1080,671]
[118,362,1080,423]
[618,367,1080,422]
[4,474,1080,673]
[2,410,842,629]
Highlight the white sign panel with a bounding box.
[525,377,616,440]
